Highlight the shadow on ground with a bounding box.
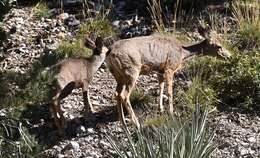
[20,104,119,147]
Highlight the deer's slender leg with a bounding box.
[51,89,66,136]
[82,82,94,117]
[116,83,128,129]
[158,74,165,112]
[124,72,140,129]
[165,71,174,114]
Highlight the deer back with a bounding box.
[108,36,184,74]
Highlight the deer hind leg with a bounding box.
[158,74,165,112]
[116,83,128,129]
[51,90,65,136]
[165,71,174,114]
[51,82,75,136]
[124,72,140,129]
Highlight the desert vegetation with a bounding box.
[0,0,259,157]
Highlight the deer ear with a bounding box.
[84,37,96,50]
[95,36,104,50]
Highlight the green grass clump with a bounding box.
[33,1,51,19]
[108,104,217,158]
[130,89,151,110]
[55,16,115,60]
[55,39,92,59]
[232,0,260,50]
[176,74,217,111]
[77,16,115,39]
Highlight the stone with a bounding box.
[247,137,256,143]
[58,13,69,21]
[66,141,80,151]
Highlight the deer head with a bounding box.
[197,23,232,59]
[84,36,109,56]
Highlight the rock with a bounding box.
[64,16,80,28]
[76,125,86,134]
[240,148,248,156]
[65,141,80,151]
[247,137,256,143]
[87,128,95,134]
[58,13,69,21]
[57,154,65,158]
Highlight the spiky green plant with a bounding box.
[108,104,217,158]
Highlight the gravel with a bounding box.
[1,6,259,158]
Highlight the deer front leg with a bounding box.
[166,72,174,114]
[158,75,165,112]
[82,82,95,119]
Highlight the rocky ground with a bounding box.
[0,5,259,158]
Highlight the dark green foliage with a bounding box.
[77,17,115,39]
[209,50,260,109]
[0,61,58,109]
[33,1,51,19]
[0,26,7,44]
[108,105,217,158]
[183,47,260,110]
[0,0,10,21]
[0,116,43,158]
[55,39,92,59]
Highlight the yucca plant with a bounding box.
[107,104,217,158]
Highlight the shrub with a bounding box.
[232,0,260,50]
[0,115,42,157]
[108,105,217,158]
[130,89,151,110]
[55,39,92,59]
[0,0,10,21]
[175,72,217,112]
[0,26,7,44]
[77,16,115,39]
[33,1,51,19]
[209,50,260,109]
[183,46,260,109]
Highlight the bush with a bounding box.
[55,39,92,59]
[232,0,260,50]
[33,1,51,19]
[183,46,260,110]
[108,105,217,158]
[175,73,217,112]
[0,0,10,21]
[209,50,260,109]
[77,16,115,39]
[0,115,42,158]
[130,89,151,110]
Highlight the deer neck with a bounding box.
[182,39,207,60]
[86,53,106,73]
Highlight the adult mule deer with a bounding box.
[107,31,231,129]
[49,36,109,136]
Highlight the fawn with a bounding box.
[49,36,109,135]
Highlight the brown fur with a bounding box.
[50,37,109,136]
[106,35,231,129]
